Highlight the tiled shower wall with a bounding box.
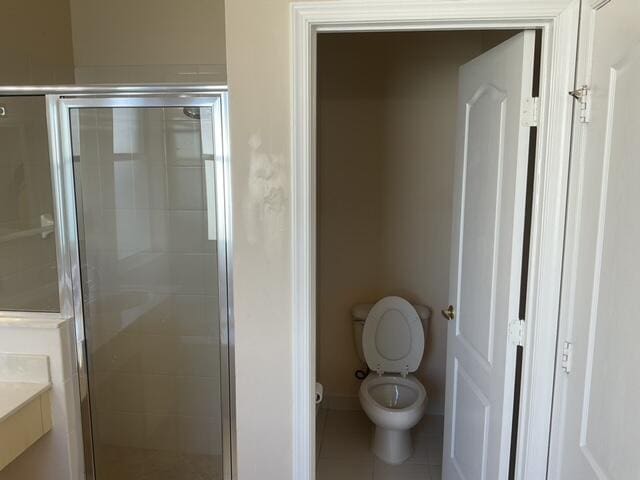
[73,107,222,464]
[0,96,59,312]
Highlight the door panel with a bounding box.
[458,84,507,369]
[444,31,535,480]
[451,359,491,479]
[549,0,640,478]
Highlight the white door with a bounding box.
[548,0,640,478]
[443,31,536,480]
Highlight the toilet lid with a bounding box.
[362,296,424,374]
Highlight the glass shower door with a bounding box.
[0,96,59,312]
[63,96,230,480]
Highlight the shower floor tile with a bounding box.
[316,410,443,480]
[95,445,222,480]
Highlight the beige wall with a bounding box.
[317,31,513,415]
[224,1,292,478]
[69,0,227,83]
[316,33,388,409]
[0,0,75,85]
[1,0,227,86]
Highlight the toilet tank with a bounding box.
[351,302,431,365]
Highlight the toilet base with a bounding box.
[372,426,412,465]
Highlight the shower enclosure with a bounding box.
[0,87,234,480]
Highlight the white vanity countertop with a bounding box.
[0,316,69,330]
[0,354,53,470]
[0,382,51,422]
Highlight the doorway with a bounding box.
[290,3,580,479]
[314,29,538,480]
[291,0,580,480]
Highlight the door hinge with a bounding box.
[508,319,525,347]
[561,341,573,374]
[569,85,591,123]
[521,97,539,127]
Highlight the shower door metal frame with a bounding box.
[48,89,235,480]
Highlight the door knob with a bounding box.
[442,305,455,320]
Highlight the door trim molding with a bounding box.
[291,1,580,479]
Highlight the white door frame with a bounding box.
[291,1,580,479]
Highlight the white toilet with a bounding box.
[352,296,429,465]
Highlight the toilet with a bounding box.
[352,296,429,464]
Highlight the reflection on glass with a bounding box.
[0,96,59,312]
[71,106,223,479]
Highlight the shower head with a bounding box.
[183,107,201,120]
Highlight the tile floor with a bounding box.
[316,409,443,480]
[95,445,222,479]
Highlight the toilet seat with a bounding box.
[362,296,424,375]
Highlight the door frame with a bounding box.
[47,89,236,480]
[290,1,581,479]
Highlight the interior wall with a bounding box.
[69,0,227,83]
[317,31,517,415]
[223,0,292,478]
[0,0,75,85]
[0,0,227,86]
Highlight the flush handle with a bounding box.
[442,305,455,321]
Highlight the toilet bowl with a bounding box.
[359,373,427,464]
[354,296,430,464]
